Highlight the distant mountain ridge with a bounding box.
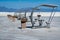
[0,6,60,12]
[0,6,17,12]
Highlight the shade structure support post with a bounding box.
[46,7,54,28]
[30,10,35,28]
[25,11,27,18]
[50,7,57,24]
[48,7,54,23]
[46,7,57,28]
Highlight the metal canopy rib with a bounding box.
[40,4,58,8]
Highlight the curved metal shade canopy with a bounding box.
[40,4,58,8]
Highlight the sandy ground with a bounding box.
[0,16,60,40]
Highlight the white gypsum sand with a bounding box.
[0,13,60,40]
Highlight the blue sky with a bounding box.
[0,0,60,9]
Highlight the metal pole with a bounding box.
[50,7,57,24]
[30,8,40,28]
[46,7,55,28]
[48,7,54,23]
[25,11,27,18]
[30,10,34,28]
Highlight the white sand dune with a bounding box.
[0,16,60,40]
[0,12,60,16]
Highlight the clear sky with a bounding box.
[0,0,60,9]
